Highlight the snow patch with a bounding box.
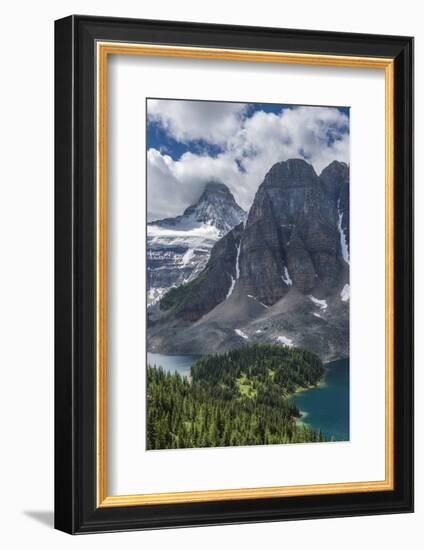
[147,287,167,307]
[181,248,195,267]
[337,203,350,265]
[148,222,221,249]
[235,328,249,340]
[281,266,293,286]
[235,242,241,280]
[312,312,323,319]
[226,241,242,300]
[226,276,236,299]
[340,283,350,302]
[309,295,328,310]
[276,336,294,347]
[247,295,269,309]
[255,329,263,334]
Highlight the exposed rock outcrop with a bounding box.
[148,159,350,361]
[147,181,246,306]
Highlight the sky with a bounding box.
[147,99,350,221]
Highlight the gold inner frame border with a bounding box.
[96,42,394,508]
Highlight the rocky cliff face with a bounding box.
[320,160,350,262]
[148,159,350,361]
[239,158,348,303]
[147,181,246,306]
[159,223,244,321]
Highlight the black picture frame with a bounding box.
[55,14,414,534]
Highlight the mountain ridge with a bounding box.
[148,158,350,361]
[147,180,246,306]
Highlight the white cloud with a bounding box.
[147,148,243,221]
[147,99,246,145]
[147,102,349,220]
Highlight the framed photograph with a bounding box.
[54,15,413,534]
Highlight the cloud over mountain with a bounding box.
[147,100,349,221]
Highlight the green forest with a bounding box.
[147,344,326,450]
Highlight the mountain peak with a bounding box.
[204,181,230,193]
[261,158,319,191]
[147,180,247,306]
[320,160,349,200]
[272,158,317,176]
[149,180,246,235]
[183,181,246,231]
[193,181,238,207]
[320,160,349,179]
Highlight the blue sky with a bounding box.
[147,120,224,160]
[147,100,349,161]
[146,99,350,220]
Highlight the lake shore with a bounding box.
[289,358,349,441]
[148,352,349,442]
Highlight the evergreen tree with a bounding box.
[146,344,326,450]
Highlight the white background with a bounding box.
[108,56,386,495]
[0,0,421,548]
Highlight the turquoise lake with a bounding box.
[147,353,350,442]
[147,352,202,378]
[290,358,350,441]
